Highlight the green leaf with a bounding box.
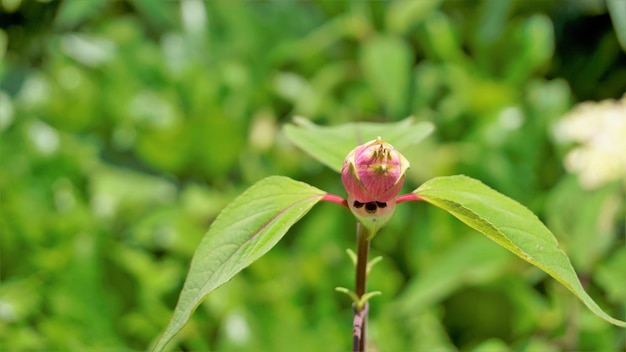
[360,35,413,117]
[414,175,626,328]
[421,12,465,63]
[505,15,554,83]
[152,176,326,351]
[283,116,434,173]
[55,0,109,29]
[386,0,443,34]
[608,0,626,52]
[127,0,176,29]
[395,236,511,314]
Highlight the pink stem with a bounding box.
[395,193,423,204]
[353,302,368,352]
[322,194,349,209]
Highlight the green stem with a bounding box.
[355,223,370,298]
[353,223,372,352]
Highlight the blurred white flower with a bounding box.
[223,311,250,346]
[128,90,177,128]
[554,94,626,189]
[61,34,115,67]
[27,120,59,156]
[181,0,207,36]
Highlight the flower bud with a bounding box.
[341,137,409,234]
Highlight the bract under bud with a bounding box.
[341,137,409,234]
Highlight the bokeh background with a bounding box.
[1,0,626,351]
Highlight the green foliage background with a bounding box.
[1,0,625,351]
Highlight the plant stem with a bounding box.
[355,223,370,297]
[353,302,368,352]
[353,222,371,352]
[623,185,626,350]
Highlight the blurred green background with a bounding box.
[1,0,625,351]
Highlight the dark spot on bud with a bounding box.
[353,200,387,214]
[365,202,377,213]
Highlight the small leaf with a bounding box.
[414,175,626,327]
[152,176,326,351]
[336,287,360,306]
[367,256,383,275]
[283,116,434,173]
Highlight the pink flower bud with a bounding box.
[342,137,409,203]
[341,137,409,234]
